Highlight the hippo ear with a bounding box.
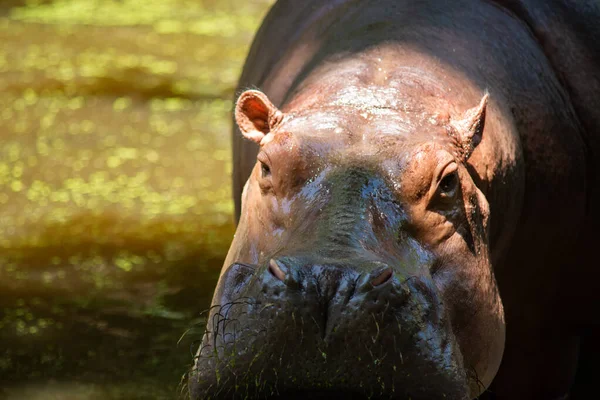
[235,90,283,144]
[450,93,488,160]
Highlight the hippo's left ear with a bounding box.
[235,90,284,144]
[450,93,488,160]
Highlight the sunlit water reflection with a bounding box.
[0,1,274,398]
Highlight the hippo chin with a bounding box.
[189,0,600,399]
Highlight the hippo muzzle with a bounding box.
[189,257,471,399]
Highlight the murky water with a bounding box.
[0,1,274,398]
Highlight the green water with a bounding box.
[0,1,274,398]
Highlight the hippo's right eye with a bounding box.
[260,161,271,178]
[257,151,272,180]
[257,152,274,193]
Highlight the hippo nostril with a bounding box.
[269,259,286,281]
[371,267,393,287]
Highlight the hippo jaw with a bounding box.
[189,261,471,400]
[189,89,505,399]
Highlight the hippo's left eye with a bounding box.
[439,172,457,194]
[436,164,459,199]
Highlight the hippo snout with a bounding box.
[260,258,405,338]
[268,258,394,288]
[189,259,470,399]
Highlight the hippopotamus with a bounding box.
[189,0,600,398]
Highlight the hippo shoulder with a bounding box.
[496,0,600,176]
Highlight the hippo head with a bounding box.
[189,88,505,400]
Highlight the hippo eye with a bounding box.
[438,171,458,197]
[260,161,271,178]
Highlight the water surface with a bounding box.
[0,1,274,398]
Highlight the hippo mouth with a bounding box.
[255,389,406,399]
[188,262,473,399]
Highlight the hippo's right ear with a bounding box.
[235,90,283,144]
